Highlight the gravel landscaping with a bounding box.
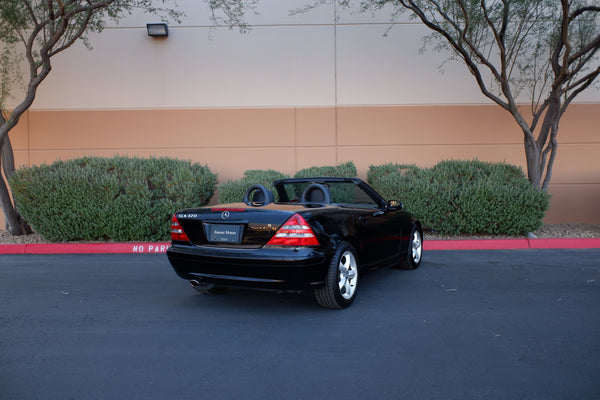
[1,224,599,244]
[424,224,600,240]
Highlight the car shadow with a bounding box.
[170,262,423,313]
[182,285,319,311]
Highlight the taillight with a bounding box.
[170,215,190,242]
[266,214,319,246]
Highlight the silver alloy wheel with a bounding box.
[314,242,359,309]
[411,230,423,264]
[338,250,358,300]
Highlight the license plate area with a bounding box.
[204,223,244,244]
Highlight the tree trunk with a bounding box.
[524,135,543,190]
[0,47,52,236]
[521,100,562,192]
[0,120,31,235]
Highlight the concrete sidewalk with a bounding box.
[1,238,599,254]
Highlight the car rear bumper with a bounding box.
[166,244,332,291]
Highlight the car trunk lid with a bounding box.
[174,204,301,248]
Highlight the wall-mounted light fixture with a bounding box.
[146,23,169,38]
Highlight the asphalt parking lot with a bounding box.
[1,250,599,400]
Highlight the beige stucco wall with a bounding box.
[6,103,600,225]
[2,0,599,229]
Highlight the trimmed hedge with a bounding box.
[294,161,357,179]
[218,162,357,203]
[9,156,217,242]
[295,162,358,203]
[368,159,550,235]
[15,156,545,240]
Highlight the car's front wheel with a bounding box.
[314,242,359,309]
[399,225,423,270]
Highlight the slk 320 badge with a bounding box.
[177,213,198,219]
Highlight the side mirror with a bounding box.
[387,200,403,211]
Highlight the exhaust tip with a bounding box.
[190,280,200,287]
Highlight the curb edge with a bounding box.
[1,239,600,255]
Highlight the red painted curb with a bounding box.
[0,245,27,255]
[424,239,531,251]
[424,238,600,251]
[1,239,599,255]
[0,242,170,255]
[527,238,600,249]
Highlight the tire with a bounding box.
[314,242,359,309]
[399,225,423,270]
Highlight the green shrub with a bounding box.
[291,162,358,203]
[368,160,550,236]
[217,162,358,204]
[218,169,291,203]
[294,161,357,178]
[9,156,217,242]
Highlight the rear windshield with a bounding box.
[276,181,379,209]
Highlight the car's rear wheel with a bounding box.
[399,225,423,270]
[314,242,359,309]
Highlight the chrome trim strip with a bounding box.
[189,272,284,283]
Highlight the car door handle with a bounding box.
[358,216,368,223]
[372,211,385,217]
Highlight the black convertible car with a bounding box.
[167,177,423,309]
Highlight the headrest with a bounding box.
[301,183,332,204]
[243,185,274,206]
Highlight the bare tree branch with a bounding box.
[338,0,599,190]
[0,0,183,234]
[399,0,511,110]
